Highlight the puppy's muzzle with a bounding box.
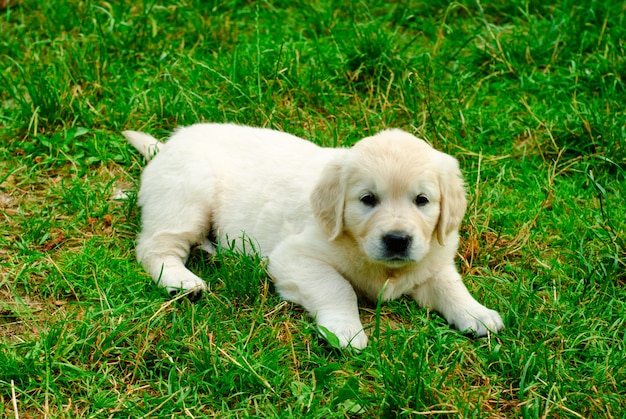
[382,232,412,260]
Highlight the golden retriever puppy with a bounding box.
[124,123,504,349]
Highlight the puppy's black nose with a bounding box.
[383,232,412,256]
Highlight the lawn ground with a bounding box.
[1,0,625,417]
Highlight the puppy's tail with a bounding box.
[123,130,162,161]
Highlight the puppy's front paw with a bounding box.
[318,320,368,350]
[448,305,504,337]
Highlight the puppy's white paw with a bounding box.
[448,304,504,337]
[318,320,368,350]
[159,269,208,300]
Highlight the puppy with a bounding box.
[124,123,504,349]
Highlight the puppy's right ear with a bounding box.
[311,160,346,240]
[436,153,467,246]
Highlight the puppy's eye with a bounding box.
[360,193,378,207]
[414,194,429,207]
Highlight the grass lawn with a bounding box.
[1,0,625,417]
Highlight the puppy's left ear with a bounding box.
[311,159,346,240]
[436,153,467,246]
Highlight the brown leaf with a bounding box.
[42,232,65,252]
[102,214,113,226]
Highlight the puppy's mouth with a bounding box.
[378,255,415,267]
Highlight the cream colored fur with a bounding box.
[124,123,504,349]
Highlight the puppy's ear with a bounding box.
[436,154,467,246]
[311,160,346,240]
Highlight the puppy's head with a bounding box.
[311,129,466,267]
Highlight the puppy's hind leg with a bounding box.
[137,199,211,300]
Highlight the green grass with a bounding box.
[1,0,625,417]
